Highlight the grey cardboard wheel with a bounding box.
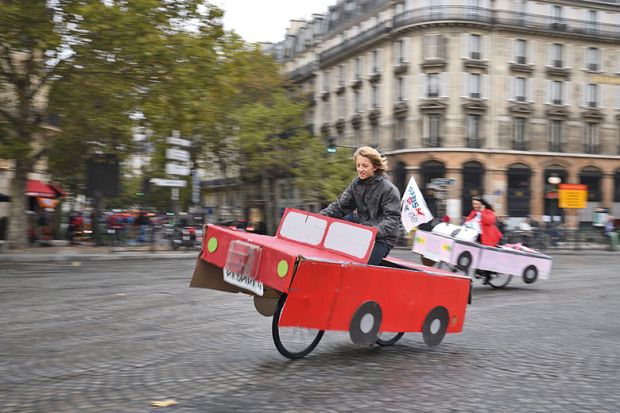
[349,301,382,346]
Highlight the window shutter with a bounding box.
[393,42,399,66]
[440,35,448,59]
[545,80,551,104]
[419,73,426,98]
[509,77,515,101]
[582,84,587,107]
[404,75,410,101]
[404,37,411,62]
[440,72,449,97]
[527,78,533,102]
[462,33,469,59]
[563,82,570,105]
[482,74,488,99]
[462,72,468,97]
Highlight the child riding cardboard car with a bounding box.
[190,208,471,359]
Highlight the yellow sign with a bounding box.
[558,184,587,209]
[591,75,620,85]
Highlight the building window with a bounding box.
[423,114,441,147]
[551,81,563,105]
[551,43,564,68]
[427,73,439,98]
[323,70,330,92]
[514,77,527,102]
[549,120,562,152]
[338,65,346,86]
[394,39,405,64]
[395,118,406,148]
[585,84,599,108]
[586,10,598,34]
[338,94,346,119]
[580,166,602,202]
[469,34,482,60]
[396,77,407,101]
[467,114,481,148]
[468,73,481,99]
[354,89,361,113]
[550,5,564,29]
[371,49,380,74]
[515,39,527,64]
[513,117,527,150]
[423,34,445,60]
[323,101,331,123]
[614,170,620,202]
[584,122,599,154]
[586,47,600,72]
[371,84,379,109]
[467,0,480,19]
[371,124,379,146]
[355,56,363,80]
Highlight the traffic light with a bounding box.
[326,137,336,153]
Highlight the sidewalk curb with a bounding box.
[392,246,618,256]
[0,252,199,263]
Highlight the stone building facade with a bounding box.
[271,0,620,227]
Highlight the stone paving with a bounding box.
[1,252,619,412]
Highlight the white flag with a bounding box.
[400,176,434,232]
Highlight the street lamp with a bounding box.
[548,175,562,221]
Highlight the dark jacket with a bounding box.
[320,174,401,247]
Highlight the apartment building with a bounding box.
[273,0,620,227]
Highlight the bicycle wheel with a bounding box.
[272,294,324,359]
[486,272,513,289]
[376,332,404,346]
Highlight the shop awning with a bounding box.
[25,180,57,198]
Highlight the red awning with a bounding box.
[26,180,56,198]
[49,182,66,198]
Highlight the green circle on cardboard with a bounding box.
[277,260,289,278]
[207,237,218,253]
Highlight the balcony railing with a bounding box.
[285,5,620,63]
[319,21,390,66]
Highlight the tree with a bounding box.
[0,0,223,247]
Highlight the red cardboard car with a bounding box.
[190,208,471,359]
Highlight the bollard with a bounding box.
[609,231,619,251]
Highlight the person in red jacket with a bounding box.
[464,196,502,247]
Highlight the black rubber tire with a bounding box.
[522,265,538,284]
[272,294,324,359]
[422,306,449,347]
[349,301,382,346]
[421,257,437,267]
[456,251,472,272]
[376,332,405,347]
[487,272,514,289]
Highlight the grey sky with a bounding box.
[214,0,337,43]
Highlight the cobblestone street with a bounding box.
[1,252,619,412]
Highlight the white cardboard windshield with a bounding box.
[278,211,327,246]
[323,221,375,259]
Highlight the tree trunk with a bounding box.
[7,160,29,249]
[262,173,275,235]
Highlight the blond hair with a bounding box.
[353,146,387,174]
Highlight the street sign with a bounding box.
[558,183,587,209]
[150,178,187,187]
[431,178,455,186]
[166,136,191,147]
[192,170,200,205]
[166,163,190,176]
[166,148,190,162]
